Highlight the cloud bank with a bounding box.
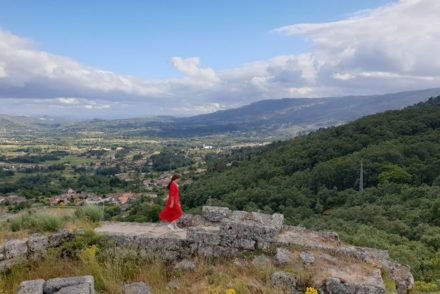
[0,0,439,118]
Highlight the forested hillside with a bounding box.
[184,96,440,285]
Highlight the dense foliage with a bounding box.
[150,149,193,171]
[0,172,130,197]
[184,97,440,283]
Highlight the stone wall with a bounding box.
[0,230,73,273]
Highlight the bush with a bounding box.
[75,205,104,222]
[35,215,62,232]
[9,214,62,232]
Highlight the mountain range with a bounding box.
[1,88,440,138]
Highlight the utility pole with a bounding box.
[359,160,364,193]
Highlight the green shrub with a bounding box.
[9,214,31,232]
[414,281,440,292]
[75,205,104,222]
[34,214,62,232]
[8,214,62,232]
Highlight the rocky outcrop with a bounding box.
[4,206,414,294]
[93,207,414,293]
[18,276,94,294]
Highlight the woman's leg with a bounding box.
[173,220,182,231]
[167,221,175,231]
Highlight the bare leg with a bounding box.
[167,221,175,231]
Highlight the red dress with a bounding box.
[159,181,183,222]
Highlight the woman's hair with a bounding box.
[167,174,181,190]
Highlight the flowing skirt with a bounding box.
[159,203,183,222]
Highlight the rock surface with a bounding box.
[4,239,27,259]
[271,271,298,293]
[174,259,196,271]
[28,234,49,258]
[17,279,45,294]
[322,277,386,294]
[44,275,94,294]
[202,206,231,222]
[123,282,151,294]
[299,251,315,265]
[274,248,293,265]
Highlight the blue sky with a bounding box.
[0,0,394,78]
[0,0,439,119]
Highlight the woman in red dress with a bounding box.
[159,174,183,231]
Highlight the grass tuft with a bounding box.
[74,205,104,223]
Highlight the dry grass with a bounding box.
[0,227,387,294]
[0,230,29,243]
[0,248,294,294]
[0,207,97,245]
[0,242,385,293]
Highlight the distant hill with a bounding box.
[163,88,440,137]
[1,88,440,138]
[80,88,440,138]
[183,96,440,282]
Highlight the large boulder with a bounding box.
[271,271,299,293]
[17,279,45,294]
[322,277,386,294]
[390,265,414,294]
[55,283,91,294]
[202,206,231,222]
[27,233,49,258]
[299,251,315,265]
[44,275,94,294]
[177,214,203,228]
[271,213,284,231]
[49,230,74,247]
[274,248,293,265]
[4,239,27,259]
[187,227,221,246]
[220,219,277,250]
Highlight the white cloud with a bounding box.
[172,103,225,115]
[274,0,440,94]
[171,57,218,82]
[58,97,81,105]
[1,0,440,118]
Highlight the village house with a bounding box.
[1,195,27,205]
[107,192,141,205]
[49,189,87,206]
[85,196,112,205]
